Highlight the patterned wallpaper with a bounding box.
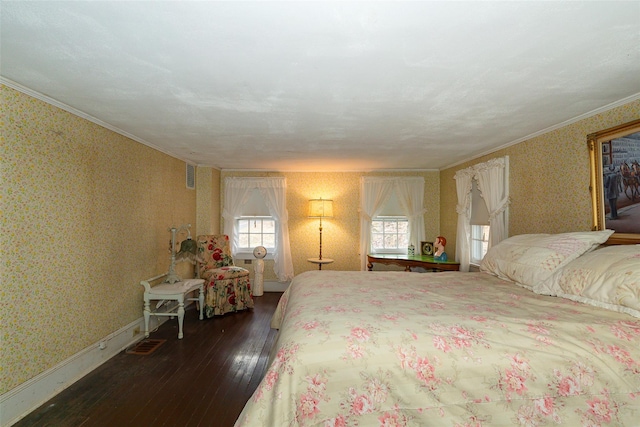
[196,166,221,236]
[220,170,440,279]
[1,85,196,393]
[440,100,640,256]
[2,80,639,400]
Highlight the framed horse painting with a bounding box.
[588,118,640,244]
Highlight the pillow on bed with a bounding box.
[534,244,640,318]
[480,230,614,289]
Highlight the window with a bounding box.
[371,216,409,253]
[237,217,276,250]
[470,179,490,264]
[471,225,490,264]
[232,187,276,260]
[454,156,509,271]
[224,177,294,281]
[360,176,425,270]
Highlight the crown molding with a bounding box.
[1,76,188,163]
[442,92,640,170]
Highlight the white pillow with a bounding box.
[480,230,614,289]
[535,245,640,318]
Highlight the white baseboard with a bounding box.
[0,302,181,427]
[263,281,289,292]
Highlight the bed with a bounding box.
[235,231,640,426]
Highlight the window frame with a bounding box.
[470,224,490,265]
[370,215,410,254]
[234,216,276,260]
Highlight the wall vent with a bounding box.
[186,163,195,189]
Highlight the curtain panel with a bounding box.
[454,169,474,272]
[475,158,510,249]
[359,177,426,271]
[223,177,294,282]
[454,156,510,272]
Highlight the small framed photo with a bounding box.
[421,241,434,256]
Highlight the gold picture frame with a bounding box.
[421,241,434,256]
[587,118,640,244]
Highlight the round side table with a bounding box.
[307,258,334,270]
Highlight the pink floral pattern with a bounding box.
[236,271,640,426]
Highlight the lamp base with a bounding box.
[164,272,182,284]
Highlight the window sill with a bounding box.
[371,252,409,256]
[234,252,275,260]
[469,262,481,272]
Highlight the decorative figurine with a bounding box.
[433,236,448,261]
[408,244,415,256]
[253,246,267,296]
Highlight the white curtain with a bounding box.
[259,180,294,282]
[223,179,254,251]
[395,177,426,254]
[359,177,395,270]
[454,169,474,272]
[223,177,294,282]
[454,156,510,272]
[359,177,425,271]
[475,157,510,249]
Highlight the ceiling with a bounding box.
[2,1,639,171]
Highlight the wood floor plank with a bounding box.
[14,292,282,427]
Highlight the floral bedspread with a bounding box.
[235,271,640,426]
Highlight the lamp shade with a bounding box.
[178,237,197,255]
[175,237,198,264]
[308,199,334,218]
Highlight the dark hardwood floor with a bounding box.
[15,292,282,427]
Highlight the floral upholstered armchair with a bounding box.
[196,235,254,317]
